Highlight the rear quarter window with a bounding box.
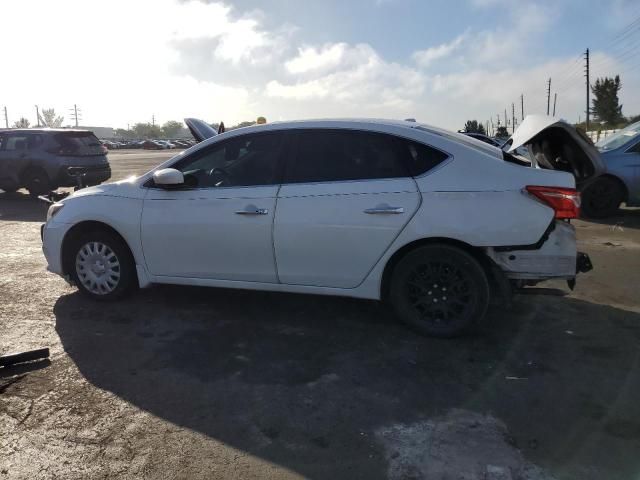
[398,140,449,176]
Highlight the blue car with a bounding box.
[586,122,640,217]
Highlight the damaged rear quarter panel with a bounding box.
[402,190,555,247]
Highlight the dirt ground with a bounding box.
[1,152,639,479]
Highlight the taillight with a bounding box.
[525,185,580,219]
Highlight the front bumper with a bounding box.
[41,221,69,277]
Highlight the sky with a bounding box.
[1,0,639,131]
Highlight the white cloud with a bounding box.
[285,43,348,75]
[412,33,467,68]
[268,43,424,112]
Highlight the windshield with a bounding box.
[596,121,640,151]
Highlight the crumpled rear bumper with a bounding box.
[486,221,579,280]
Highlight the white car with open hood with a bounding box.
[41,118,592,337]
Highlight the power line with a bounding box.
[601,15,640,50]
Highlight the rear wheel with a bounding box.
[389,245,490,337]
[22,168,50,196]
[581,177,624,218]
[67,230,137,300]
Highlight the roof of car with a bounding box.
[199,117,502,162]
[223,118,468,141]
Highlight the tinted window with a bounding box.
[172,132,285,188]
[286,130,408,184]
[54,132,101,148]
[26,134,43,150]
[398,139,449,176]
[627,141,640,154]
[3,135,28,151]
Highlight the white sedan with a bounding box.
[42,118,593,337]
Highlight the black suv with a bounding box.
[0,129,111,196]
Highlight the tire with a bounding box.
[580,177,624,219]
[389,245,490,338]
[22,168,50,196]
[67,230,137,300]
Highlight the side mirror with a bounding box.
[153,168,184,188]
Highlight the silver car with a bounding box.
[585,122,640,217]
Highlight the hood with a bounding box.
[184,118,217,142]
[507,115,604,183]
[66,177,145,200]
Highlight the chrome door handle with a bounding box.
[364,206,404,214]
[235,207,268,215]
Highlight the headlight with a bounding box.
[46,203,65,221]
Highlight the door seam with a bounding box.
[272,184,282,284]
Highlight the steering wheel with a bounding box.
[208,167,231,185]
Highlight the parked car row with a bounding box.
[100,139,195,150]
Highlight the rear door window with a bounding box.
[3,135,29,151]
[285,129,409,184]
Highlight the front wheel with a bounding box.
[67,230,137,300]
[581,177,624,218]
[389,245,490,337]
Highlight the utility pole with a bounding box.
[152,114,155,127]
[520,94,524,121]
[511,103,515,133]
[504,108,508,131]
[553,93,557,117]
[3,106,8,128]
[585,48,590,131]
[35,105,41,127]
[69,104,81,127]
[546,78,551,115]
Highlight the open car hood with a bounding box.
[507,115,604,184]
[184,118,217,142]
